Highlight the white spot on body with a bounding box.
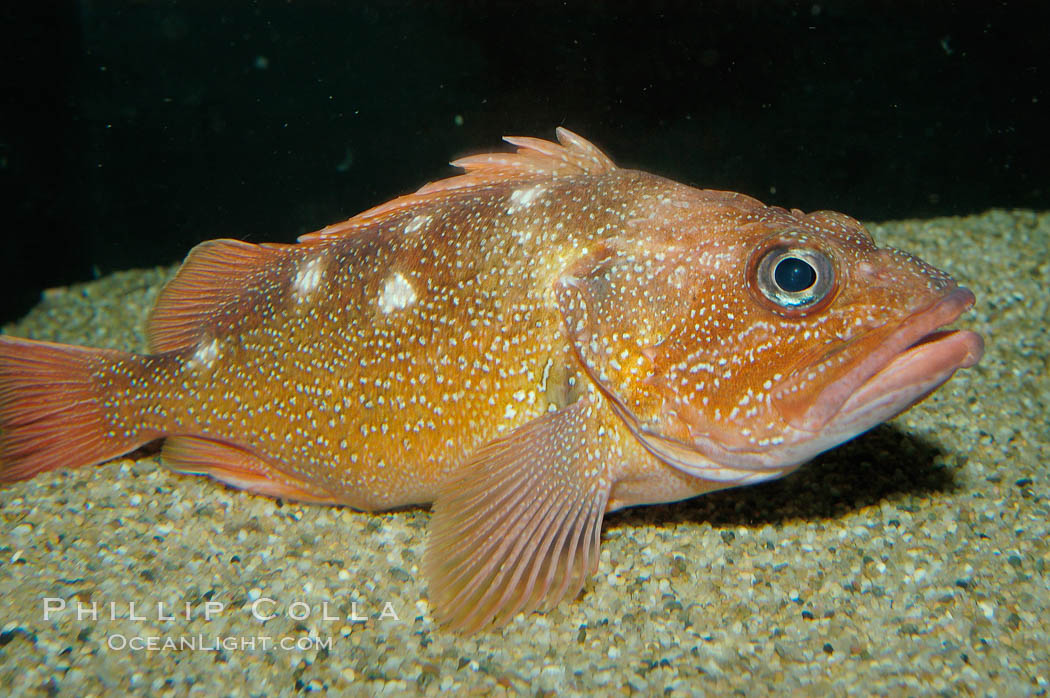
[539,358,553,392]
[506,184,546,214]
[189,338,221,370]
[293,256,324,301]
[378,272,417,313]
[404,214,430,235]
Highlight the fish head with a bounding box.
[556,193,984,485]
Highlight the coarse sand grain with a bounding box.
[1,209,1047,696]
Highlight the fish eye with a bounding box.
[755,247,835,311]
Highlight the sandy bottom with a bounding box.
[1,210,1046,696]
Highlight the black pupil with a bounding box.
[774,256,817,292]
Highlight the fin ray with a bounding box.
[300,128,617,243]
[0,336,157,481]
[147,239,291,353]
[162,435,341,504]
[423,397,611,632]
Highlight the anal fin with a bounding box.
[423,397,611,632]
[162,436,339,504]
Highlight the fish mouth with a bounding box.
[596,286,982,487]
[776,286,984,434]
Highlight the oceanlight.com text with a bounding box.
[107,633,333,652]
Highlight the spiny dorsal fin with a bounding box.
[453,127,617,182]
[300,127,617,242]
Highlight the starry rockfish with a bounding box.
[0,128,983,632]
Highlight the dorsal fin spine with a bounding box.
[299,128,617,243]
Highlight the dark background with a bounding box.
[2,1,1048,324]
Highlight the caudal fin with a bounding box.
[0,335,154,482]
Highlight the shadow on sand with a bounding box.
[606,422,959,532]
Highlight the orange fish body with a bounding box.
[0,129,983,631]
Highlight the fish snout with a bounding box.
[857,246,958,299]
[772,285,981,434]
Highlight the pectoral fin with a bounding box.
[423,397,611,632]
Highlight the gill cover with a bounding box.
[554,241,680,411]
[554,241,778,483]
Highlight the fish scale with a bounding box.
[0,128,983,632]
[106,171,647,506]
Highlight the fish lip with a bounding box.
[779,286,983,433]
